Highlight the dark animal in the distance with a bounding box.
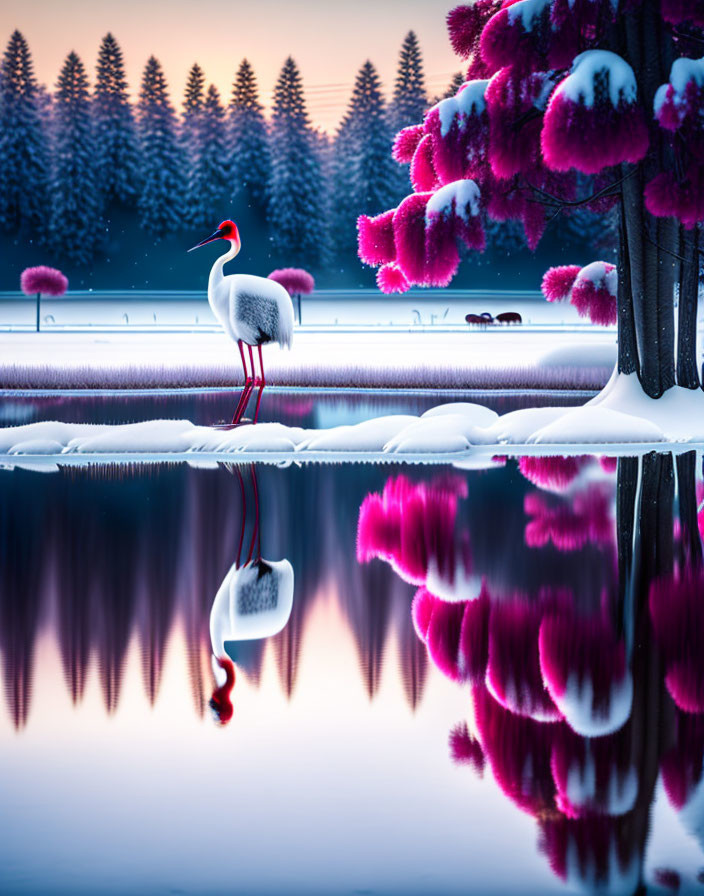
[465,312,495,325]
[496,312,522,325]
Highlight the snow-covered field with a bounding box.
[0,289,591,332]
[0,328,616,390]
[1,375,702,470]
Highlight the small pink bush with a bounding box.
[376,263,409,294]
[542,265,581,302]
[267,268,315,296]
[20,266,68,296]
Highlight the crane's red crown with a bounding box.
[219,220,239,240]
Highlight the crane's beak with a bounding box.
[188,228,224,252]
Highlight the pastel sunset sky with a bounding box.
[1,0,461,132]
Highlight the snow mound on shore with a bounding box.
[0,376,703,468]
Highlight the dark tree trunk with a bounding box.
[617,199,639,376]
[678,227,701,388]
[637,452,674,587]
[620,2,678,398]
[616,456,639,611]
[676,451,703,566]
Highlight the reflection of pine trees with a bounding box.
[51,476,95,703]
[395,591,427,711]
[263,466,325,698]
[0,472,45,728]
[137,470,185,703]
[0,462,457,723]
[93,482,139,713]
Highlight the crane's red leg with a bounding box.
[253,345,266,424]
[234,464,246,569]
[246,463,260,564]
[232,341,253,425]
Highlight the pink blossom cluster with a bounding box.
[650,570,704,713]
[539,51,650,175]
[645,168,704,229]
[660,0,704,26]
[648,58,704,227]
[660,707,704,811]
[524,486,613,551]
[449,721,486,774]
[541,261,617,325]
[481,0,578,73]
[358,181,485,293]
[359,6,656,288]
[517,455,591,492]
[267,267,315,295]
[356,474,470,586]
[412,585,490,684]
[20,266,68,297]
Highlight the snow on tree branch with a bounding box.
[647,55,704,226]
[358,178,484,293]
[541,261,617,325]
[425,80,489,182]
[542,50,649,173]
[481,0,578,72]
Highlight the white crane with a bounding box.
[189,220,294,424]
[208,465,294,724]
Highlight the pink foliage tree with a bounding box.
[357,2,704,398]
[20,265,68,332]
[268,267,314,324]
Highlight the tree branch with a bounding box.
[523,169,635,209]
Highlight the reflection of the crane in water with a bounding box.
[209,464,294,725]
[358,453,704,894]
[0,463,424,726]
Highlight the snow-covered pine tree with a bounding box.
[49,52,101,265]
[181,63,206,225]
[229,59,270,208]
[0,31,50,234]
[92,33,141,206]
[391,31,428,133]
[187,84,229,225]
[181,62,204,158]
[268,57,326,266]
[332,61,397,253]
[389,31,428,202]
[136,56,185,235]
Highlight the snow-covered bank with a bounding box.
[0,331,614,390]
[0,375,702,470]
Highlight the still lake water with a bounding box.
[1,391,704,895]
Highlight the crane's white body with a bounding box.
[208,241,294,348]
[210,558,294,680]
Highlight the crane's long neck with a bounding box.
[208,239,240,299]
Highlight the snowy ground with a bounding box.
[1,375,702,471]
[0,289,591,332]
[0,328,616,390]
